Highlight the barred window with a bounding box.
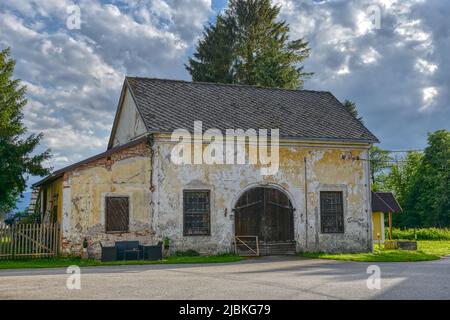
[105,196,129,233]
[183,190,210,236]
[320,191,344,233]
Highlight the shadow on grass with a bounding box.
[0,254,242,270]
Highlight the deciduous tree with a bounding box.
[0,48,51,217]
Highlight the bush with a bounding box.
[387,228,450,240]
[174,249,200,257]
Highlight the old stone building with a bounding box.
[34,77,379,258]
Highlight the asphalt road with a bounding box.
[0,256,449,300]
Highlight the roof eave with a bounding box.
[107,81,128,150]
[279,136,379,145]
[154,131,378,145]
[32,172,65,188]
[33,136,150,188]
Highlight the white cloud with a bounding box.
[0,0,213,172]
[337,65,350,75]
[415,58,438,74]
[420,87,438,111]
[274,0,448,148]
[361,47,381,64]
[1,0,449,175]
[355,7,380,36]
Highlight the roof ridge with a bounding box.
[125,76,332,94]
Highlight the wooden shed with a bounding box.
[372,192,403,242]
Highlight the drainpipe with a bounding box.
[304,157,308,251]
[146,133,156,234]
[146,134,155,192]
[366,148,373,251]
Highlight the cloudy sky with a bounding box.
[1,0,449,186]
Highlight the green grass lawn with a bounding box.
[0,254,242,270]
[300,241,450,262]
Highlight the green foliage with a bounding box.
[300,241,450,262]
[369,146,393,190]
[186,16,235,84]
[342,99,363,123]
[82,237,89,249]
[384,151,423,226]
[15,210,40,224]
[388,228,450,241]
[174,249,200,257]
[414,130,450,227]
[0,47,51,215]
[163,236,171,248]
[216,251,235,257]
[385,130,449,228]
[371,130,449,228]
[186,0,311,89]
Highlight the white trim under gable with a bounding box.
[110,87,147,148]
[108,81,147,150]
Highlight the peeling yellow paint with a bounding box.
[67,156,151,228]
[41,178,63,223]
[154,138,372,254]
[50,136,372,257]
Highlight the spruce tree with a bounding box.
[187,0,311,89]
[186,16,236,83]
[343,100,363,123]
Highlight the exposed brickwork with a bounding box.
[64,141,151,178]
[60,140,153,259]
[62,224,157,259]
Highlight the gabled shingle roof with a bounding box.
[372,192,403,213]
[125,77,379,143]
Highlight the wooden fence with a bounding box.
[0,223,60,260]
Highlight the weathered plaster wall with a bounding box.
[61,141,153,257]
[112,88,146,148]
[60,134,372,257]
[152,137,372,254]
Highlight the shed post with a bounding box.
[388,212,393,240]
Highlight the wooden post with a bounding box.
[388,212,393,241]
[255,236,260,257]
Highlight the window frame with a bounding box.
[183,189,211,236]
[320,191,345,234]
[105,196,130,233]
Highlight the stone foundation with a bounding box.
[62,225,156,259]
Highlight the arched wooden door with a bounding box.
[234,187,294,243]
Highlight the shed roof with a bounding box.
[372,192,403,213]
